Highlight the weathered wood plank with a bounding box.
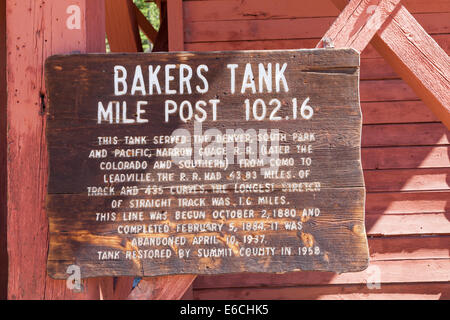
[360,80,418,101]
[184,34,450,58]
[184,0,450,22]
[362,146,450,169]
[361,101,439,124]
[317,0,402,52]
[366,213,450,236]
[365,191,450,214]
[193,259,450,289]
[6,0,105,300]
[184,13,450,43]
[329,1,450,128]
[167,0,184,51]
[364,168,449,192]
[44,49,368,279]
[0,0,7,300]
[368,236,450,261]
[360,58,400,80]
[373,6,450,128]
[181,282,194,300]
[192,282,450,300]
[362,123,449,146]
[148,0,193,299]
[86,0,106,53]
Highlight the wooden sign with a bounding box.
[45,49,368,279]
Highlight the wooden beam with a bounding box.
[6,0,105,299]
[326,0,450,129]
[317,0,402,52]
[372,6,450,129]
[167,0,184,51]
[105,0,143,52]
[133,2,158,44]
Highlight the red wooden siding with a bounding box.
[182,0,450,300]
[5,0,106,299]
[0,0,7,300]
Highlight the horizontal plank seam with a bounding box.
[191,281,450,291]
[184,30,449,43]
[366,189,450,194]
[183,12,448,23]
[185,16,341,23]
[362,146,450,149]
[366,212,450,215]
[364,167,450,170]
[368,233,450,237]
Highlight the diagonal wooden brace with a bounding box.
[105,0,143,52]
[319,0,450,129]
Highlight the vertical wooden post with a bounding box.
[6,0,105,299]
[0,0,7,300]
[167,0,184,51]
[87,0,106,53]
[124,0,195,300]
[153,0,169,52]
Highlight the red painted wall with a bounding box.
[5,0,106,300]
[0,0,8,300]
[2,0,448,300]
[182,0,450,299]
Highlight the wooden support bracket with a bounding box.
[320,0,450,129]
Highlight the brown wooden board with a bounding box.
[44,49,368,279]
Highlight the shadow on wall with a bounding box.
[191,58,450,300]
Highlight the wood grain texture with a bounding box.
[373,6,450,128]
[368,236,450,261]
[193,259,450,289]
[366,213,450,236]
[184,13,449,43]
[167,0,184,51]
[86,0,106,53]
[0,0,7,300]
[362,146,450,169]
[184,0,450,22]
[365,191,450,214]
[44,49,368,279]
[361,101,439,124]
[361,123,449,146]
[105,0,143,52]
[147,0,193,299]
[6,0,105,300]
[317,0,402,52]
[364,168,449,192]
[184,34,450,59]
[178,0,450,300]
[329,0,450,128]
[192,282,450,300]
